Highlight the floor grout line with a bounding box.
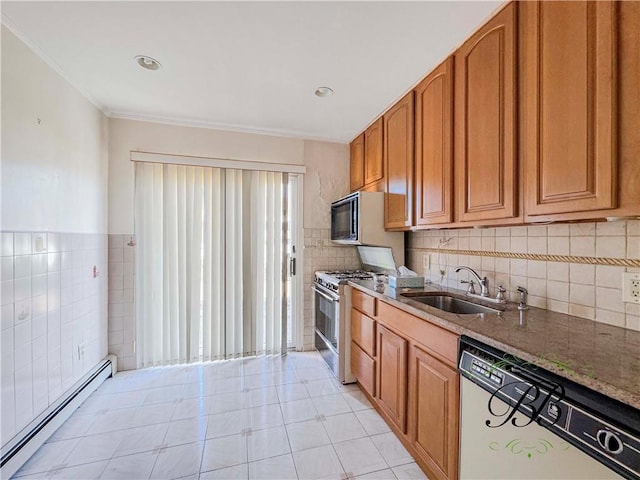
[13,353,422,480]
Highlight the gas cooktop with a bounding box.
[314,270,375,290]
[322,270,374,280]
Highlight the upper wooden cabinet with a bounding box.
[384,92,415,230]
[455,3,518,223]
[364,117,384,187]
[522,1,617,218]
[350,118,385,193]
[414,57,454,226]
[349,134,365,192]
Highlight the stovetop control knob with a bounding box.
[597,429,623,454]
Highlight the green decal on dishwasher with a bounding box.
[489,438,571,458]
[487,353,537,375]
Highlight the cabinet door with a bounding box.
[455,3,518,222]
[351,341,376,397]
[384,92,415,230]
[522,1,617,217]
[377,324,408,433]
[351,309,376,357]
[415,57,454,226]
[352,289,376,318]
[408,344,459,480]
[350,134,365,192]
[364,117,384,186]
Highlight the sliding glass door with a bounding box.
[134,162,299,367]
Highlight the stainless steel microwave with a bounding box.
[331,192,359,242]
[330,191,405,265]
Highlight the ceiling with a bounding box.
[2,1,503,143]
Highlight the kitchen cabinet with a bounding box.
[351,292,461,480]
[377,324,408,433]
[522,1,617,218]
[414,57,454,226]
[349,134,365,192]
[454,2,518,223]
[351,340,376,397]
[352,289,376,317]
[384,92,414,230]
[408,343,459,480]
[351,290,377,398]
[351,309,376,357]
[349,118,385,193]
[364,117,384,188]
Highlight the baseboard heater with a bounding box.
[0,355,116,479]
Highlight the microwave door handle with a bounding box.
[351,202,357,238]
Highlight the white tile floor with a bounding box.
[12,352,428,480]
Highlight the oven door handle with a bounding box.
[312,286,339,303]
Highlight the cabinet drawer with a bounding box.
[351,309,376,357]
[351,341,376,397]
[378,301,458,367]
[352,289,376,317]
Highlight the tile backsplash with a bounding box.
[303,228,360,349]
[107,234,136,371]
[406,220,640,331]
[0,231,108,446]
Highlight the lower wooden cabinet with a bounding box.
[351,341,376,397]
[349,292,460,480]
[377,324,408,433]
[408,344,460,480]
[351,309,376,357]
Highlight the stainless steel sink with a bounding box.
[401,293,500,315]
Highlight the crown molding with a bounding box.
[2,13,106,114]
[107,110,350,144]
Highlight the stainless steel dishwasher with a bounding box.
[458,336,639,480]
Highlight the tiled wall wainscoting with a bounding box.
[107,234,136,371]
[406,220,640,331]
[302,229,360,350]
[0,231,108,446]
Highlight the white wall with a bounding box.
[108,118,307,234]
[1,25,109,445]
[1,26,108,234]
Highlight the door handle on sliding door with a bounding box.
[289,257,296,276]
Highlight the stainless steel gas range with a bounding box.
[312,270,374,384]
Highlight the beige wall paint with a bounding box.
[108,118,311,233]
[302,140,350,229]
[1,26,108,234]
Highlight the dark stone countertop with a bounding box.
[348,280,640,411]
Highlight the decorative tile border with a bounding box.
[414,247,640,268]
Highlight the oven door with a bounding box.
[312,284,340,376]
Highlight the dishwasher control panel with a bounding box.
[567,406,640,479]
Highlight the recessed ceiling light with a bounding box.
[314,87,333,98]
[135,55,162,71]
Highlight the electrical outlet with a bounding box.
[623,272,640,304]
[423,254,431,272]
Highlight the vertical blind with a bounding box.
[135,162,288,367]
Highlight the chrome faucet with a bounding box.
[454,266,489,297]
[517,286,529,311]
